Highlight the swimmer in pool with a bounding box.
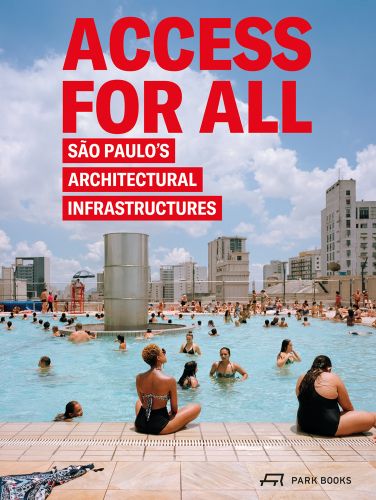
[277,339,301,367]
[210,347,248,380]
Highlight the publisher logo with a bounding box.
[260,473,284,486]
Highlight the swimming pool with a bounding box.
[0,314,375,422]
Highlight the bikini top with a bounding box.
[141,393,170,421]
[216,361,235,378]
[183,344,195,354]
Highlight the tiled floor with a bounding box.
[0,422,375,499]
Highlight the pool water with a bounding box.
[0,315,375,422]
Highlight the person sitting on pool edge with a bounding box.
[178,361,199,389]
[210,347,248,380]
[296,355,376,437]
[135,344,201,435]
[277,339,301,367]
[179,332,201,355]
[54,401,83,422]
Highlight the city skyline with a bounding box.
[0,1,375,287]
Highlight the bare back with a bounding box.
[136,370,177,412]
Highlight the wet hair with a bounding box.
[348,309,354,318]
[178,361,198,387]
[117,334,125,343]
[280,339,291,353]
[86,313,89,317]
[33,312,37,317]
[197,320,202,326]
[209,328,217,335]
[67,318,73,325]
[220,346,231,356]
[39,356,51,367]
[264,319,270,326]
[298,355,332,399]
[146,328,152,333]
[52,326,59,332]
[64,400,80,418]
[142,343,162,367]
[75,323,83,331]
[38,319,43,325]
[23,313,27,318]
[208,320,215,327]
[32,317,37,322]
[0,317,5,322]
[186,332,193,338]
[7,321,12,328]
[167,319,172,324]
[303,317,308,321]
[43,321,50,329]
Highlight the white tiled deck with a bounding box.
[0,422,375,499]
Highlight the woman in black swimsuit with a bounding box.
[179,332,201,355]
[135,344,201,434]
[296,355,376,437]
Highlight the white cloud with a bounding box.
[150,247,193,268]
[0,52,375,277]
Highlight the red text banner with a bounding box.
[62,138,175,163]
[62,167,203,192]
[62,196,222,220]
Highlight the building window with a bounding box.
[370,207,376,219]
[360,223,368,228]
[346,220,351,228]
[236,256,242,261]
[346,250,351,257]
[346,199,351,205]
[359,207,369,219]
[346,190,351,195]
[346,230,351,237]
[346,240,351,247]
[346,260,351,268]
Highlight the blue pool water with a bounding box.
[0,315,375,422]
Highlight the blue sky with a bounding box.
[0,1,375,288]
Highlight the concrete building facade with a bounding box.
[14,257,50,299]
[263,260,284,288]
[208,236,249,302]
[288,250,321,280]
[321,179,376,277]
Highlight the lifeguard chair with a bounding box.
[70,270,95,313]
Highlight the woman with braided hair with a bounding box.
[296,355,376,437]
[135,344,201,434]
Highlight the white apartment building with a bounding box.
[263,260,285,288]
[321,179,376,277]
[149,281,163,303]
[160,263,208,302]
[288,250,321,280]
[208,236,249,302]
[0,266,27,300]
[173,262,208,302]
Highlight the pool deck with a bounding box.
[0,422,375,499]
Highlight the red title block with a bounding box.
[62,196,222,220]
[62,138,175,163]
[62,167,203,192]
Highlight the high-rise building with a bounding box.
[160,265,174,302]
[14,257,50,299]
[321,179,376,276]
[96,272,104,295]
[208,236,249,302]
[288,250,321,280]
[263,260,284,288]
[173,262,208,302]
[0,266,27,300]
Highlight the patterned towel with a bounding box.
[0,463,103,499]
